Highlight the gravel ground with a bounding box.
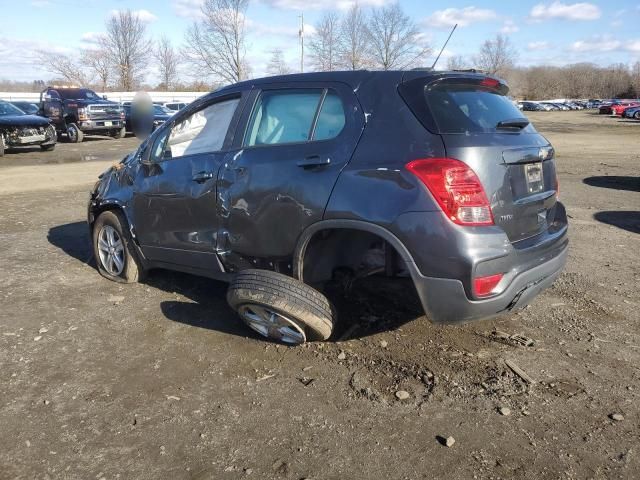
[0,112,638,480]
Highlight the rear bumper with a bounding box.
[412,240,567,324]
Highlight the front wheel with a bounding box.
[112,127,126,139]
[40,143,55,152]
[634,111,640,120]
[67,123,83,143]
[227,270,335,344]
[92,210,143,283]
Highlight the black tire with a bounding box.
[40,143,55,152]
[67,123,83,143]
[113,127,126,139]
[227,269,335,343]
[92,210,144,284]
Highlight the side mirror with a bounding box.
[139,152,152,166]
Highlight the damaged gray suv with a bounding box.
[88,70,568,344]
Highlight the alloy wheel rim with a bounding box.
[68,126,77,141]
[97,225,125,276]
[238,304,306,344]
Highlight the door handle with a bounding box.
[192,172,214,183]
[297,155,331,168]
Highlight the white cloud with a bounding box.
[173,0,204,18]
[527,41,550,50]
[258,0,390,10]
[529,2,601,21]
[570,35,622,52]
[500,20,519,34]
[80,32,102,44]
[626,40,640,53]
[425,7,498,29]
[110,9,158,23]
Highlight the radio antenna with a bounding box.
[431,24,457,70]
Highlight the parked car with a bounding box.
[0,100,56,156]
[123,104,174,133]
[40,86,125,142]
[611,102,640,116]
[163,102,188,112]
[518,101,543,111]
[9,101,39,115]
[623,105,640,119]
[538,102,560,111]
[88,71,568,344]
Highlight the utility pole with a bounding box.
[299,13,304,73]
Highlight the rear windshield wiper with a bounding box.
[496,118,530,130]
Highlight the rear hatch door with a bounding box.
[399,74,558,243]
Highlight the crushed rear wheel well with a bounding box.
[297,228,409,285]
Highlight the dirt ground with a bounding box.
[0,113,638,480]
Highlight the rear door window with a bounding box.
[313,92,346,141]
[244,89,345,147]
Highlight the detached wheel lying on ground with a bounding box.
[92,210,143,284]
[227,269,335,344]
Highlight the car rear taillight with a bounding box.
[480,77,500,88]
[405,158,494,226]
[474,273,504,297]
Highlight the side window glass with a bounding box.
[244,90,322,146]
[166,97,240,158]
[313,92,345,141]
[149,128,171,162]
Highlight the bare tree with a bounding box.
[266,49,291,76]
[473,34,517,77]
[183,0,249,84]
[36,52,89,86]
[446,55,469,71]
[155,35,180,91]
[367,3,429,70]
[632,61,640,97]
[338,4,372,70]
[82,47,111,92]
[102,10,152,90]
[309,12,340,72]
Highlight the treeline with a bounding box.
[505,63,640,100]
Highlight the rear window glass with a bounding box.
[426,85,525,134]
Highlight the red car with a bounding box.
[611,102,640,116]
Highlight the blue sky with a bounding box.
[0,0,639,83]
